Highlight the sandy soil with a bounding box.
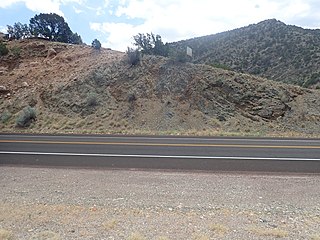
[0,166,319,240]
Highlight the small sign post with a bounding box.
[186,46,192,58]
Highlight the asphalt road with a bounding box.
[0,134,320,173]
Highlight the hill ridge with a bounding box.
[170,19,320,88]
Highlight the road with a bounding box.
[0,134,320,173]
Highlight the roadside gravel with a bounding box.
[0,166,320,239]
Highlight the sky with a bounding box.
[0,0,320,51]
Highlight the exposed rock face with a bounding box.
[0,85,9,95]
[47,48,57,58]
[40,55,320,134]
[1,39,319,135]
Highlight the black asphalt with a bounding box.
[0,134,320,173]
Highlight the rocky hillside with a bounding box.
[170,19,320,88]
[0,39,319,136]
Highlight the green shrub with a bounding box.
[1,111,12,123]
[16,106,36,127]
[175,51,188,63]
[86,92,98,107]
[126,47,140,66]
[0,42,9,56]
[11,46,21,58]
[303,73,320,88]
[91,39,101,50]
[169,49,189,63]
[210,62,231,71]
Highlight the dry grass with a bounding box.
[2,114,320,138]
[156,237,170,240]
[192,234,210,240]
[311,235,320,240]
[127,232,146,240]
[0,229,14,240]
[102,219,118,231]
[248,226,289,238]
[29,231,61,240]
[209,223,229,236]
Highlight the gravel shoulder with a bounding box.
[0,166,320,240]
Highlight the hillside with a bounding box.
[0,39,320,137]
[170,19,320,88]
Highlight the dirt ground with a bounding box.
[0,166,319,240]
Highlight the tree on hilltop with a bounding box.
[29,13,81,44]
[7,22,30,40]
[91,39,101,50]
[70,32,83,45]
[133,33,169,57]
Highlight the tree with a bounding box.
[126,47,140,66]
[152,34,169,56]
[91,39,101,50]
[7,22,30,40]
[29,13,73,43]
[133,33,169,57]
[69,32,83,45]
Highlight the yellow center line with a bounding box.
[0,140,320,149]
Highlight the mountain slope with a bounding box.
[170,19,320,88]
[0,39,319,136]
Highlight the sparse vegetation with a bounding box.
[133,33,169,57]
[157,237,170,240]
[248,226,289,238]
[29,231,61,240]
[92,39,102,50]
[1,31,320,137]
[210,62,230,70]
[102,219,118,230]
[128,232,146,240]
[1,110,12,123]
[0,229,14,240]
[303,72,320,88]
[209,223,229,236]
[16,106,36,128]
[171,19,320,88]
[86,92,98,107]
[0,42,9,56]
[169,49,188,63]
[10,46,21,58]
[311,235,320,240]
[126,47,141,66]
[192,234,210,240]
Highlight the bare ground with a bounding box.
[0,166,319,239]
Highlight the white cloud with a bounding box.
[0,0,83,16]
[25,0,64,15]
[103,0,110,8]
[90,22,138,50]
[89,22,101,32]
[95,6,105,16]
[90,0,320,51]
[0,0,19,8]
[0,25,7,33]
[73,6,83,14]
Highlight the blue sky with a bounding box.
[1,0,320,51]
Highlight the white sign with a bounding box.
[186,46,192,57]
